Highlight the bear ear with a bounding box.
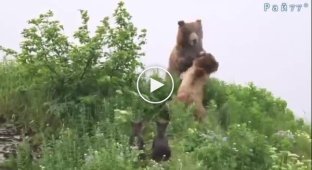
[178,20,185,27]
[196,19,202,24]
[199,50,206,56]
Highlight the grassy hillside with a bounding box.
[0,2,311,170]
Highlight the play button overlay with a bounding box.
[136,66,174,104]
[150,78,164,93]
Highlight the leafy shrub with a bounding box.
[206,78,309,137]
[190,124,272,170]
[0,1,146,128]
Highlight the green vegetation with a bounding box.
[0,2,311,170]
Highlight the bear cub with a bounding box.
[129,120,146,160]
[151,120,171,162]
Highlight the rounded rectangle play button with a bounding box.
[136,66,174,104]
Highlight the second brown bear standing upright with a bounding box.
[167,19,205,77]
[177,52,219,121]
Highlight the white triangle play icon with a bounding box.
[150,78,164,93]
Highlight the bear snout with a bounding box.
[210,62,219,73]
[193,39,197,45]
[189,32,199,46]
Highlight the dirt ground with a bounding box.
[0,123,20,165]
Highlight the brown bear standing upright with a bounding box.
[176,52,219,121]
[168,19,205,77]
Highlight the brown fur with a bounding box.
[168,19,205,77]
[129,121,146,160]
[177,52,219,121]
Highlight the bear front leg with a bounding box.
[177,57,193,74]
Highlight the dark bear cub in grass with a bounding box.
[151,120,171,162]
[129,121,146,160]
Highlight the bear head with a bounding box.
[177,19,203,48]
[156,119,169,137]
[131,120,144,136]
[193,52,219,78]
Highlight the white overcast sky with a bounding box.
[0,0,311,121]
